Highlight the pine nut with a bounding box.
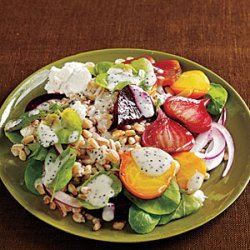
[80,186,92,194]
[204,173,210,180]
[11,144,24,156]
[92,220,102,231]
[112,130,125,139]
[84,165,92,175]
[119,137,127,145]
[21,135,34,145]
[115,141,121,151]
[223,152,229,161]
[24,146,30,155]
[72,213,85,223]
[125,130,136,137]
[105,150,120,163]
[82,118,93,129]
[68,183,78,196]
[123,125,132,130]
[72,162,84,177]
[87,138,99,149]
[72,208,82,214]
[35,184,45,195]
[19,150,27,161]
[43,195,51,205]
[96,164,105,171]
[128,137,136,145]
[91,167,98,174]
[133,123,145,134]
[112,221,126,230]
[104,164,111,170]
[134,135,141,143]
[56,202,68,217]
[82,158,95,165]
[82,129,93,139]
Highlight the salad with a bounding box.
[4,56,234,234]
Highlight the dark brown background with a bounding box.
[0,0,249,249]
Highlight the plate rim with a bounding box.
[0,48,249,243]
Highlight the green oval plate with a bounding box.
[0,49,249,243]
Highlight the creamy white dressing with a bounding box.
[107,68,141,91]
[131,147,174,176]
[193,190,207,203]
[70,101,86,120]
[186,171,205,194]
[28,109,40,117]
[45,62,92,97]
[37,123,58,148]
[5,119,22,131]
[68,130,79,143]
[85,174,115,207]
[88,145,107,164]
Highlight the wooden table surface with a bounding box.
[0,0,249,249]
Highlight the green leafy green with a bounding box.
[24,158,43,195]
[4,131,22,143]
[205,83,228,115]
[113,63,138,74]
[48,148,77,194]
[78,172,122,209]
[139,79,151,91]
[130,58,151,72]
[113,81,132,91]
[95,73,109,89]
[124,179,181,215]
[49,103,64,112]
[28,143,48,161]
[159,192,203,225]
[94,62,114,74]
[128,205,160,234]
[4,110,46,132]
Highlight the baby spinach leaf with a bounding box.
[28,143,48,161]
[78,172,122,210]
[113,81,132,91]
[124,179,181,215]
[128,205,160,234]
[49,148,77,194]
[95,73,109,89]
[4,131,23,143]
[205,83,228,115]
[24,158,43,195]
[94,62,114,74]
[130,58,151,72]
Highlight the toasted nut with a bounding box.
[21,135,34,145]
[134,135,141,143]
[104,164,111,171]
[72,213,85,223]
[43,195,51,205]
[92,220,102,231]
[109,139,116,150]
[82,118,93,129]
[96,137,110,146]
[78,193,88,200]
[89,127,97,133]
[128,137,136,145]
[68,183,78,196]
[82,129,93,139]
[72,162,84,177]
[133,123,145,134]
[84,164,92,175]
[112,130,125,139]
[92,218,100,224]
[96,164,105,171]
[125,130,136,137]
[204,173,210,180]
[82,158,95,165]
[74,138,85,149]
[56,202,68,217]
[11,144,24,156]
[49,201,57,210]
[35,184,45,195]
[105,150,120,163]
[24,146,31,155]
[87,138,99,149]
[123,125,132,130]
[19,150,27,161]
[223,152,229,161]
[85,213,95,221]
[72,208,82,214]
[112,221,126,230]
[80,186,91,194]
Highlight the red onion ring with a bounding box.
[217,108,227,126]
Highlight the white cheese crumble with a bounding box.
[70,101,87,120]
[45,62,92,97]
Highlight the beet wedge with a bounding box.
[164,96,212,133]
[142,109,194,153]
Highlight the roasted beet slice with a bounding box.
[114,85,155,128]
[142,109,194,153]
[25,93,65,112]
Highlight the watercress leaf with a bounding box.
[128,205,160,234]
[24,158,43,195]
[205,83,228,115]
[49,148,77,194]
[95,62,114,74]
[124,179,181,215]
[4,131,23,143]
[78,172,122,210]
[95,73,109,89]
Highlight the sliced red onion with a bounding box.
[54,143,63,155]
[204,149,225,171]
[191,129,213,153]
[217,108,227,126]
[45,187,82,208]
[211,122,234,177]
